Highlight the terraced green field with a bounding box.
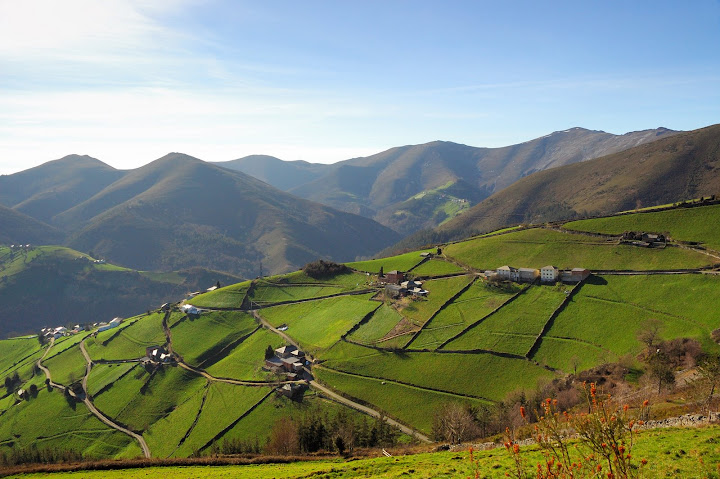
[444,227,711,270]
[315,367,489,434]
[408,281,520,350]
[85,313,166,361]
[346,250,431,273]
[398,275,474,326]
[0,337,43,378]
[410,259,466,277]
[323,341,553,401]
[170,311,258,367]
[564,204,720,250]
[347,304,404,345]
[41,343,88,386]
[259,294,378,355]
[535,274,720,369]
[204,328,280,380]
[443,285,567,356]
[188,280,252,308]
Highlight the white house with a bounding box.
[496,265,519,282]
[540,266,559,283]
[97,317,122,332]
[518,268,540,283]
[181,304,200,315]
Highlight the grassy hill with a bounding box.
[0,245,240,337]
[407,124,720,246]
[0,155,125,223]
[0,204,718,467]
[51,153,398,276]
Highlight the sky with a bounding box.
[1,0,719,174]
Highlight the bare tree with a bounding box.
[432,403,479,444]
[265,417,299,455]
[637,318,663,350]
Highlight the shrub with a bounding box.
[302,260,349,279]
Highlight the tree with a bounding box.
[637,318,663,350]
[264,345,275,360]
[646,350,675,394]
[334,436,346,455]
[216,281,221,288]
[432,403,479,444]
[265,417,299,455]
[695,353,720,413]
[378,266,384,277]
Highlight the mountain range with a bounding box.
[218,127,678,235]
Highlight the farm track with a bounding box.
[254,310,433,442]
[36,338,65,392]
[79,339,151,458]
[307,375,431,443]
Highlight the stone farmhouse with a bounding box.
[265,345,307,374]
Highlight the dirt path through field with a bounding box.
[79,339,151,458]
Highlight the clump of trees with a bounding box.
[302,260,349,279]
[4,372,20,395]
[0,445,83,467]
[264,408,399,455]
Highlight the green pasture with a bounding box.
[531,336,606,373]
[398,275,474,326]
[0,336,43,378]
[143,384,207,458]
[13,425,720,478]
[93,365,206,432]
[259,294,378,355]
[541,274,720,362]
[87,363,137,397]
[249,283,347,305]
[265,270,369,288]
[85,313,166,361]
[174,382,270,457]
[444,285,566,355]
[315,367,489,434]
[346,250,430,273]
[41,343,87,386]
[205,328,280,380]
[564,204,720,250]
[347,304,403,345]
[188,280,252,308]
[408,281,519,350]
[170,311,258,367]
[444,227,711,271]
[410,259,466,277]
[323,342,553,401]
[0,387,132,458]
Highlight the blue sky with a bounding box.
[1,0,718,173]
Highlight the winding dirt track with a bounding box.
[252,309,432,443]
[79,340,151,458]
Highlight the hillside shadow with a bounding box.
[585,275,608,286]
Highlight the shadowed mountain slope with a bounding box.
[221,128,677,235]
[0,155,125,223]
[53,153,399,276]
[392,124,720,250]
[0,205,65,245]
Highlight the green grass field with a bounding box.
[11,425,718,478]
[170,311,258,367]
[173,382,270,457]
[86,363,137,397]
[443,285,566,356]
[408,281,519,350]
[0,387,133,459]
[410,259,466,277]
[259,294,378,355]
[347,304,403,345]
[0,336,43,378]
[537,275,720,367]
[564,204,720,250]
[323,341,553,402]
[346,250,431,273]
[398,275,474,326]
[444,228,711,271]
[40,343,88,386]
[85,313,166,361]
[204,328,280,380]
[187,280,252,308]
[315,367,489,434]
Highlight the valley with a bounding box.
[1,202,719,477]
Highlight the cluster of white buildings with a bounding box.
[40,324,84,339]
[485,265,590,284]
[96,317,123,332]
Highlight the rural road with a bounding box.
[79,339,152,459]
[36,338,66,391]
[308,378,431,443]
[254,309,432,442]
